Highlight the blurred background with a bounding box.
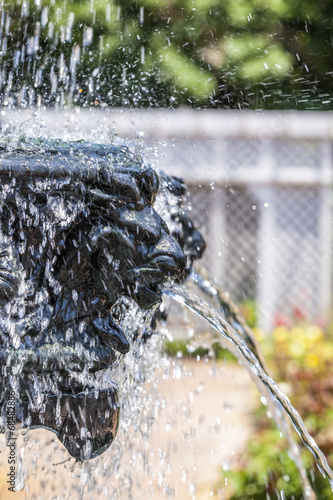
[1,0,333,110]
[1,1,333,499]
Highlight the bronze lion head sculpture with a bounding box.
[0,140,204,460]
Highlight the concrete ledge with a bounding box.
[2,107,333,141]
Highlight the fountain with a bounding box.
[0,138,208,462]
[0,1,332,498]
[0,131,331,498]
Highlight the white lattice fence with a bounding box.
[184,137,332,332]
[188,185,259,301]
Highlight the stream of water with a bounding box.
[164,284,333,494]
[190,267,316,499]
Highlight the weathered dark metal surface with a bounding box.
[0,139,204,460]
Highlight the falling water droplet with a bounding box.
[139,7,144,25]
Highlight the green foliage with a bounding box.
[239,298,258,329]
[226,426,333,499]
[163,338,237,362]
[2,0,333,107]
[224,324,333,499]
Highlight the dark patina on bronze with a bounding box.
[0,140,204,460]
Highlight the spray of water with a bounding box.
[190,265,316,499]
[163,283,333,493]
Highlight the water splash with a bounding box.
[190,265,316,499]
[0,1,162,108]
[163,284,333,492]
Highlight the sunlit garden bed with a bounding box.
[224,318,333,499]
[164,303,333,499]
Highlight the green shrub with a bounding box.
[225,323,333,499]
[3,0,333,108]
[227,425,332,499]
[163,338,236,362]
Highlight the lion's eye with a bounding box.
[96,172,142,205]
[118,205,162,244]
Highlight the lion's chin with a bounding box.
[134,284,163,310]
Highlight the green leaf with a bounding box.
[239,47,293,81]
[155,39,217,99]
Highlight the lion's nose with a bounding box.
[148,231,186,277]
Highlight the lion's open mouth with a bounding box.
[126,252,186,310]
[127,255,184,283]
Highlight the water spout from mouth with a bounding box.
[163,283,333,493]
[189,265,316,499]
